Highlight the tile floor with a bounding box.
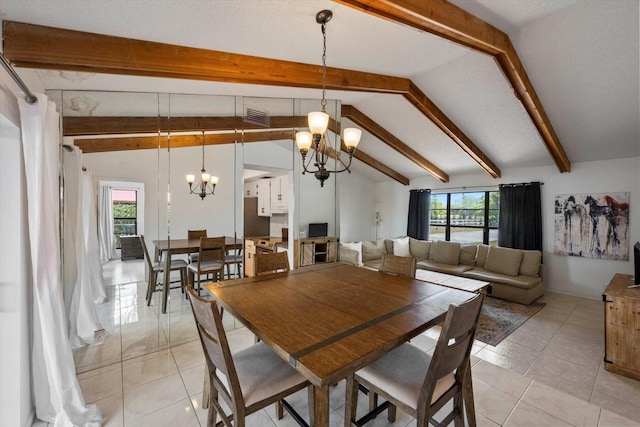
[34,260,640,426]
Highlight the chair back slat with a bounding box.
[255,251,290,276]
[379,253,417,278]
[188,229,208,240]
[187,287,242,407]
[420,293,484,405]
[139,235,154,270]
[199,236,226,263]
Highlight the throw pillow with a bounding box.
[341,241,363,266]
[459,244,478,266]
[476,244,489,267]
[339,246,359,266]
[409,237,430,259]
[433,240,461,265]
[362,240,386,262]
[485,246,523,277]
[392,236,411,257]
[520,250,542,277]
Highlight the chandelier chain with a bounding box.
[321,22,327,113]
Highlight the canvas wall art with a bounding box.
[554,192,630,260]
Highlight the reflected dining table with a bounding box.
[153,236,242,313]
[205,262,477,426]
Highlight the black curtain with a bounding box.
[407,189,430,240]
[498,182,542,250]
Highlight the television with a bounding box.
[308,222,328,238]
[634,242,640,285]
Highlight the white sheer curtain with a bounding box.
[98,181,116,263]
[18,93,101,426]
[63,147,106,349]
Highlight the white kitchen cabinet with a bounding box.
[270,175,289,214]
[244,181,258,197]
[257,179,271,217]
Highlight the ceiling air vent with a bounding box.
[244,106,270,127]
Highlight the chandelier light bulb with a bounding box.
[343,127,362,150]
[296,131,313,152]
[308,111,330,135]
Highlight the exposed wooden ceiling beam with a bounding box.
[74,123,410,185]
[63,115,308,136]
[342,105,449,182]
[342,141,410,185]
[3,21,499,179]
[2,21,408,94]
[74,130,295,153]
[334,0,571,173]
[403,84,500,178]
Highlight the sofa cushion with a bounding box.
[392,236,411,257]
[409,237,430,259]
[462,267,541,290]
[432,240,461,265]
[459,244,477,266]
[520,250,542,277]
[484,246,523,277]
[362,240,386,262]
[341,241,363,267]
[476,244,489,267]
[339,246,359,266]
[417,260,474,275]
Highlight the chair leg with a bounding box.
[275,401,284,420]
[387,403,397,423]
[181,268,188,299]
[202,365,210,409]
[146,271,157,306]
[344,375,359,427]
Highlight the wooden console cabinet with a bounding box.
[603,273,640,380]
[120,235,144,261]
[294,237,338,268]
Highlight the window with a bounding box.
[429,191,499,245]
[112,189,138,249]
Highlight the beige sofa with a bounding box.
[339,237,544,305]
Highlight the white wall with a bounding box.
[378,157,640,301]
[338,170,377,242]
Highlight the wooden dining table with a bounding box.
[205,262,477,426]
[153,236,242,313]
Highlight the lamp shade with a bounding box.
[201,172,211,183]
[308,111,329,135]
[296,131,313,151]
[210,176,219,185]
[343,127,362,149]
[186,174,195,184]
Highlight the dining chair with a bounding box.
[255,251,290,276]
[187,236,225,295]
[187,229,208,264]
[139,234,188,307]
[186,287,313,427]
[379,253,417,279]
[344,293,484,427]
[224,243,243,279]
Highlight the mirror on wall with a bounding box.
[55,89,342,373]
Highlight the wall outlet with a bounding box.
[94,329,107,346]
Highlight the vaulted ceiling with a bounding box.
[1,0,638,185]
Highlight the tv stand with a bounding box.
[294,237,338,268]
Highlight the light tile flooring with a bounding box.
[34,260,640,426]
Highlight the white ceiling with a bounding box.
[1,0,638,183]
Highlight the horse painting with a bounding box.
[554,192,629,260]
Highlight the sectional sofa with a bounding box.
[339,237,544,305]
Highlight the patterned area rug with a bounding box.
[475,296,545,346]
